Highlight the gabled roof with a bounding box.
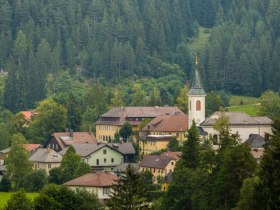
[142,114,188,132]
[64,172,117,187]
[29,148,62,163]
[201,112,272,126]
[20,111,37,121]
[139,155,175,169]
[96,106,184,125]
[59,142,135,157]
[45,132,97,150]
[245,134,265,148]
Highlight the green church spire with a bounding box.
[188,56,206,95]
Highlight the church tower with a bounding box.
[188,57,206,127]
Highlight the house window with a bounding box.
[196,100,201,111]
[96,159,99,165]
[48,163,51,169]
[103,149,107,155]
[103,187,110,195]
[171,161,174,165]
[111,158,114,163]
[213,134,218,145]
[104,158,107,163]
[153,168,155,172]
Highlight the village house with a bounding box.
[140,113,188,141]
[20,110,37,121]
[139,114,188,154]
[95,106,184,142]
[64,172,117,200]
[139,155,177,184]
[59,142,135,171]
[29,147,62,175]
[43,131,97,152]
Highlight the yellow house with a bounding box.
[140,135,173,155]
[95,106,184,142]
[139,155,176,184]
[29,148,62,175]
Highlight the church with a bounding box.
[188,58,272,143]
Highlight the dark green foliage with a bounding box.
[206,91,223,116]
[253,118,280,209]
[22,170,48,192]
[181,120,200,168]
[4,190,34,210]
[119,122,132,142]
[46,146,91,185]
[167,137,181,152]
[106,164,148,210]
[34,184,103,210]
[0,175,11,192]
[5,133,33,190]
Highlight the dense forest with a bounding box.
[0,0,279,112]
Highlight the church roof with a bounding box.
[188,60,206,96]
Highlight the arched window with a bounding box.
[196,100,201,111]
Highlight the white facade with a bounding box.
[202,125,272,143]
[188,95,206,127]
[69,186,112,200]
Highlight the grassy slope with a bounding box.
[0,192,39,208]
[187,27,211,54]
[228,95,260,116]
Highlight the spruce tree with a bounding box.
[253,118,280,209]
[107,164,148,210]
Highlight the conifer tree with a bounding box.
[107,164,148,210]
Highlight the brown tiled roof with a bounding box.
[142,114,188,132]
[52,132,97,150]
[161,152,182,160]
[64,172,117,187]
[139,155,175,169]
[96,106,184,125]
[201,112,272,126]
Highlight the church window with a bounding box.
[196,100,201,111]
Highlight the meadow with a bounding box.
[0,192,38,208]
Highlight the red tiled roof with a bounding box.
[23,144,40,152]
[20,111,37,121]
[142,114,188,132]
[64,172,117,187]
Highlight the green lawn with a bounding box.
[0,192,39,208]
[229,95,259,106]
[227,104,260,116]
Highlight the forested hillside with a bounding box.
[0,0,280,112]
